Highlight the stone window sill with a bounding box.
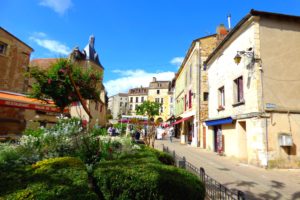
[232,101,245,107]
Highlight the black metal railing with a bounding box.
[162,145,246,200]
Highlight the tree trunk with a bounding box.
[67,64,92,119]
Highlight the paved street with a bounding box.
[155,138,300,200]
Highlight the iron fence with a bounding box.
[162,144,246,200]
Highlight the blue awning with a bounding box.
[205,117,233,126]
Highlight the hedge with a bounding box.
[93,148,205,200]
[0,157,97,200]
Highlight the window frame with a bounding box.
[233,76,245,106]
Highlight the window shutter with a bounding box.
[239,77,244,102]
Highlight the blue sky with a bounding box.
[1,0,300,96]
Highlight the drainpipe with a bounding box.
[259,59,269,167]
[197,42,201,147]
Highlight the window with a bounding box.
[157,90,160,94]
[125,103,127,107]
[203,92,209,101]
[170,97,173,103]
[218,86,225,108]
[130,97,133,103]
[136,97,139,103]
[120,102,123,107]
[0,42,8,55]
[155,98,160,103]
[234,76,244,103]
[161,98,164,104]
[160,106,163,113]
[141,97,144,102]
[130,104,132,110]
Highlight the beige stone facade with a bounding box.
[147,77,172,122]
[174,34,218,147]
[0,27,33,93]
[205,10,300,167]
[0,27,33,137]
[108,93,128,120]
[128,87,148,116]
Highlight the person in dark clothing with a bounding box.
[135,130,140,141]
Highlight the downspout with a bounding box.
[259,59,268,167]
[197,42,201,147]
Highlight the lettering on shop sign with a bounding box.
[0,100,61,113]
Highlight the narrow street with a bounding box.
[155,138,300,200]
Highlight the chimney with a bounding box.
[227,14,231,30]
[152,77,157,82]
[216,24,228,45]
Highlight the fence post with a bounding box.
[200,167,205,183]
[237,190,245,200]
[182,156,186,169]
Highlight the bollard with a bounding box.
[182,156,186,169]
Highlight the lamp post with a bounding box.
[233,48,254,65]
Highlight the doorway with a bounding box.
[238,121,248,161]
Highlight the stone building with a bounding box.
[108,93,128,120]
[0,27,62,137]
[147,77,172,122]
[0,27,33,93]
[205,10,300,167]
[128,87,148,116]
[174,33,219,146]
[30,36,107,127]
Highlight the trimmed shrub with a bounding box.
[1,157,97,200]
[93,148,205,200]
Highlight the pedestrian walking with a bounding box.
[169,126,174,142]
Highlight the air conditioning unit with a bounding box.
[278,133,293,146]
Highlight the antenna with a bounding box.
[227,14,231,30]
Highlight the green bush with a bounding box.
[0,143,20,165]
[93,148,205,200]
[0,157,97,200]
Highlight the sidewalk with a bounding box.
[154,138,300,200]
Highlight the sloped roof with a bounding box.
[30,58,58,70]
[205,9,300,66]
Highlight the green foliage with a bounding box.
[90,127,107,137]
[93,147,205,200]
[136,100,161,119]
[113,123,126,135]
[29,58,102,111]
[0,157,97,200]
[0,143,20,165]
[148,148,175,166]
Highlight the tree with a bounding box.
[29,58,102,117]
[136,101,161,147]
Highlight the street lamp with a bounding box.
[234,48,254,65]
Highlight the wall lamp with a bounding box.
[234,48,254,65]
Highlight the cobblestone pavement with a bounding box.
[154,138,300,200]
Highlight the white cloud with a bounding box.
[39,0,72,15]
[104,69,175,97]
[30,33,71,55]
[170,57,184,66]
